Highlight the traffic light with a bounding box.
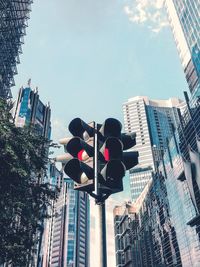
[56,118,95,192]
[98,118,139,194]
[55,117,139,198]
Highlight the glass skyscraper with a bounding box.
[123,96,184,201]
[165,0,200,100]
[13,83,51,139]
[0,1,32,99]
[47,178,89,267]
[114,131,200,266]
[38,164,62,267]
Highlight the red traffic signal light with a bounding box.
[99,137,123,162]
[66,137,94,161]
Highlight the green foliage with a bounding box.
[0,98,58,266]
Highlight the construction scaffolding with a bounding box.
[0,0,33,99]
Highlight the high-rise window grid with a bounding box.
[123,96,183,202]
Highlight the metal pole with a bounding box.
[94,122,107,267]
[96,201,107,267]
[94,122,99,196]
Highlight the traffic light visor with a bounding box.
[66,137,94,159]
[123,151,139,170]
[99,118,122,138]
[101,160,126,182]
[121,132,136,150]
[64,158,94,184]
[68,118,94,139]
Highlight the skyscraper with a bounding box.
[38,164,63,267]
[165,0,200,100]
[13,82,51,139]
[47,178,89,267]
[123,96,183,201]
[13,82,52,266]
[0,1,32,99]
[114,120,200,266]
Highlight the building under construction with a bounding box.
[0,0,32,99]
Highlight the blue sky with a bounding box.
[13,0,189,201]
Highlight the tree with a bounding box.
[0,98,58,266]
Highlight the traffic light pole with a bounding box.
[94,123,107,267]
[96,201,107,267]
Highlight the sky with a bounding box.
[12,1,190,265]
[13,0,188,203]
[13,0,188,130]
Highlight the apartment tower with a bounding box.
[123,96,183,201]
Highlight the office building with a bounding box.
[0,0,32,99]
[178,91,200,160]
[177,92,200,220]
[114,128,200,266]
[123,96,183,201]
[114,202,139,267]
[47,178,89,267]
[13,82,52,266]
[165,0,200,100]
[38,164,63,267]
[13,82,51,139]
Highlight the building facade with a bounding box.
[165,0,200,100]
[10,83,52,266]
[114,99,200,266]
[13,83,51,139]
[0,0,32,99]
[38,164,63,267]
[177,93,200,225]
[46,178,90,267]
[114,137,200,266]
[114,203,140,267]
[123,96,183,201]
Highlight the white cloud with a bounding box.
[123,0,169,33]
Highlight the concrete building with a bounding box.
[123,96,183,201]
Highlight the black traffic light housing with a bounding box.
[98,118,139,195]
[57,118,95,193]
[56,117,139,199]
